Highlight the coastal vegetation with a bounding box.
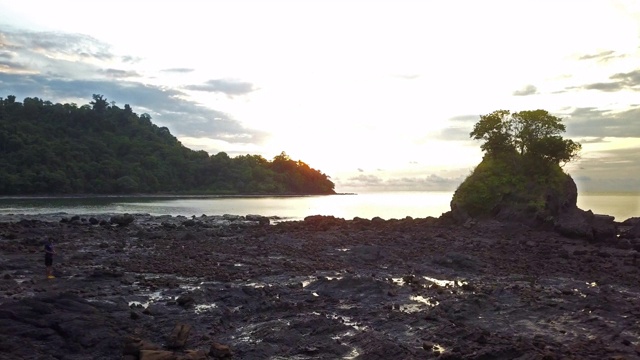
[0,94,335,195]
[452,109,581,218]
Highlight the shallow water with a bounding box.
[0,191,637,221]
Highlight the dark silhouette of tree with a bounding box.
[0,94,335,195]
[470,109,581,165]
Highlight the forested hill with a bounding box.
[0,95,335,195]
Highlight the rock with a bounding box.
[554,208,594,240]
[246,214,270,225]
[620,220,640,239]
[123,337,164,357]
[167,323,192,349]
[592,214,616,241]
[110,214,135,227]
[176,294,195,308]
[183,349,208,359]
[140,349,178,360]
[209,342,232,358]
[182,219,197,227]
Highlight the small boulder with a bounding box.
[209,342,232,358]
[110,214,135,227]
[620,220,640,239]
[167,323,192,349]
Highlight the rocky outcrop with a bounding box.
[450,171,619,242]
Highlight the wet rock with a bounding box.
[209,342,232,358]
[167,323,192,349]
[176,294,195,308]
[554,208,594,240]
[110,214,135,227]
[620,219,640,239]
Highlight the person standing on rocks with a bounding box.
[44,238,56,279]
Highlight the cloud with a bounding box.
[183,79,257,97]
[571,146,640,193]
[162,68,194,73]
[576,137,607,144]
[121,55,142,63]
[577,50,622,62]
[341,173,464,191]
[564,106,640,138]
[513,84,537,96]
[439,126,472,141]
[0,29,120,79]
[1,30,114,62]
[576,68,640,92]
[438,114,478,141]
[99,68,141,78]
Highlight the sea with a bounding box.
[0,191,638,222]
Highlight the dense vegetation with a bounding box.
[0,95,335,195]
[452,110,581,217]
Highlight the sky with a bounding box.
[1,0,639,194]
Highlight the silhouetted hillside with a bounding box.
[0,94,335,195]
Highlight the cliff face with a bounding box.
[448,155,616,241]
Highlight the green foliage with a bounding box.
[470,109,581,165]
[452,153,569,217]
[0,95,335,195]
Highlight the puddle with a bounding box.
[320,312,369,332]
[195,303,218,313]
[179,283,203,291]
[433,344,446,354]
[391,276,467,288]
[342,347,360,359]
[423,276,467,287]
[411,295,438,307]
[127,290,164,309]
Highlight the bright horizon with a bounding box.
[1,0,639,195]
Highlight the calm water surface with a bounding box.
[0,191,638,222]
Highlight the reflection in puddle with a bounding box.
[433,343,446,354]
[391,276,468,288]
[128,300,150,308]
[411,295,438,307]
[314,312,369,332]
[180,283,202,291]
[342,347,360,359]
[423,276,467,287]
[127,291,164,309]
[195,303,217,313]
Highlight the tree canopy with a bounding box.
[0,94,335,195]
[470,109,581,165]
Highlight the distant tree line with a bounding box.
[0,94,335,195]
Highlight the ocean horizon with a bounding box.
[0,191,638,222]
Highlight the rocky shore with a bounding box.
[1,212,639,359]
